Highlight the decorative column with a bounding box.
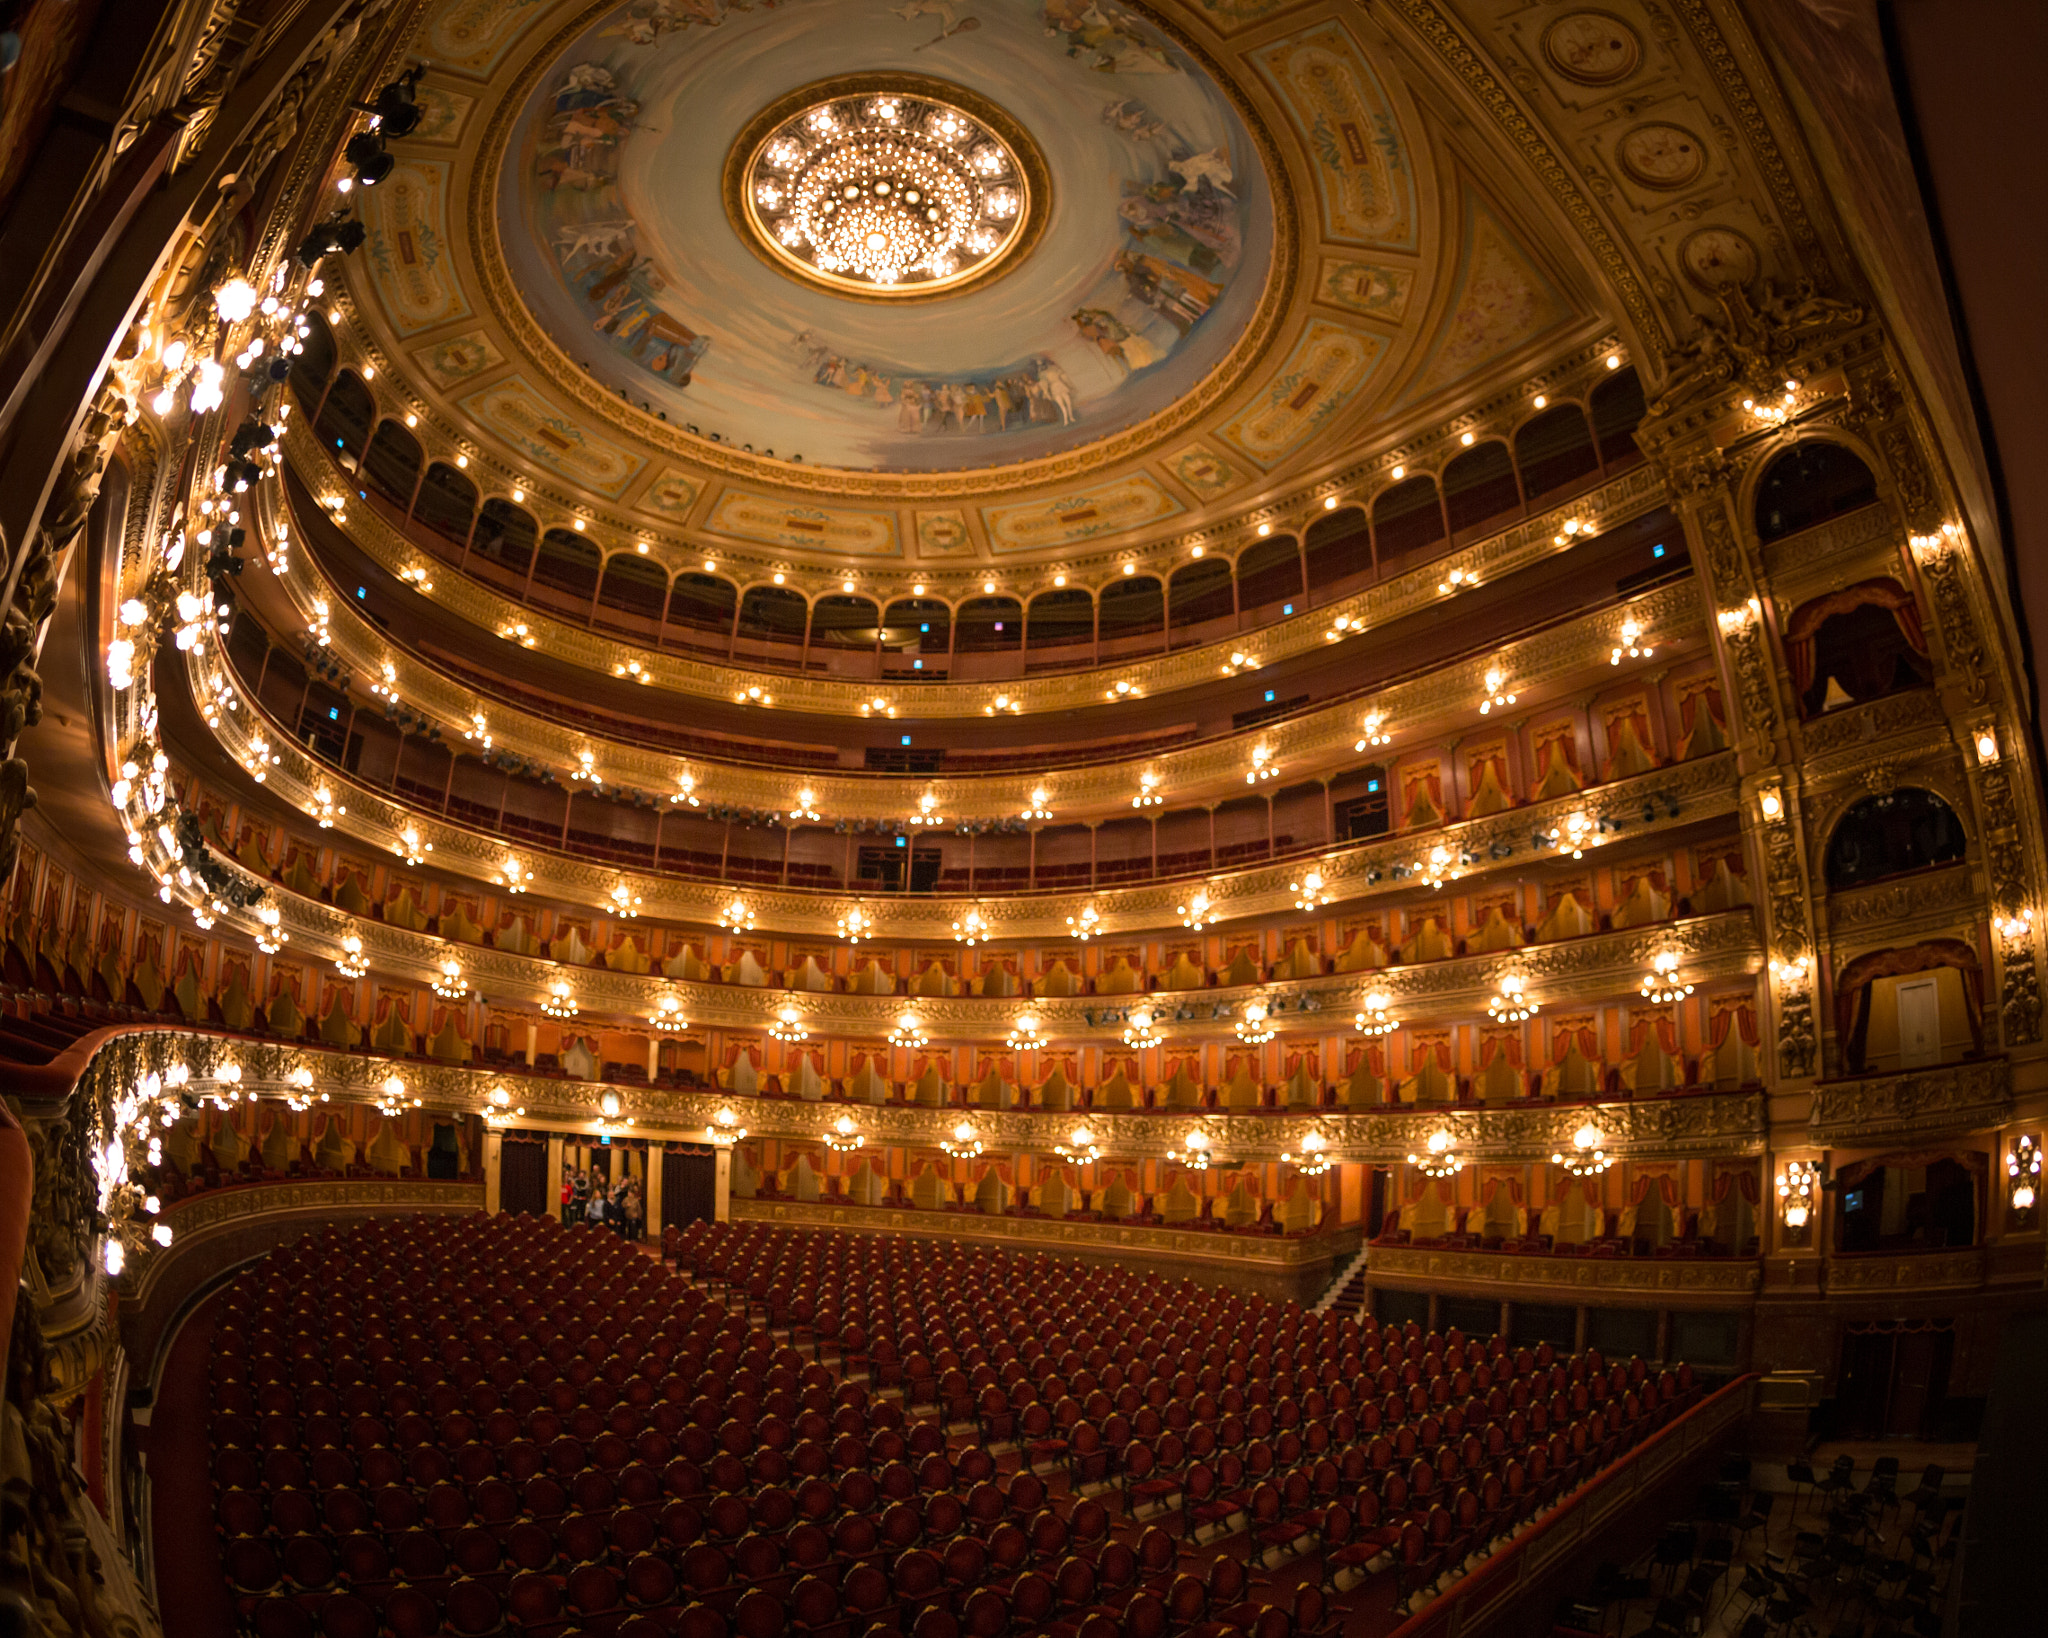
[643,1147,663,1242]
[714,1147,734,1223]
[546,1133,565,1220]
[483,1130,504,1214]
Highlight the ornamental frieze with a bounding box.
[1805,1058,2012,1148]
[1824,1248,1987,1295]
[1759,502,1900,595]
[1364,1242,1762,1302]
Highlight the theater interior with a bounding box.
[0,1,2044,1636]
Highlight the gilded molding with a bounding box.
[1805,1058,2013,1149]
[1365,1242,1763,1302]
[276,421,1674,720]
[1824,1248,1986,1295]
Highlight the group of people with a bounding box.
[560,1165,646,1240]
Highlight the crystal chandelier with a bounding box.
[953,906,989,945]
[335,931,369,978]
[741,86,1030,294]
[483,1087,525,1128]
[838,903,872,943]
[1180,889,1219,930]
[769,1005,809,1044]
[1551,1122,1610,1177]
[888,1011,929,1051]
[1291,868,1332,911]
[1282,1131,1333,1177]
[706,1105,748,1145]
[1640,952,1693,1004]
[540,980,578,1019]
[1054,1124,1101,1164]
[1488,975,1537,1022]
[1007,1012,1046,1051]
[941,1120,983,1160]
[722,896,756,933]
[431,955,468,999]
[374,1075,421,1119]
[1067,904,1100,941]
[1236,999,1276,1045]
[1778,1159,1818,1229]
[1170,1130,1211,1170]
[824,1112,865,1153]
[650,992,687,1032]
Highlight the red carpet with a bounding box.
[148,1286,236,1638]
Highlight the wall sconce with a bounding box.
[1131,772,1163,808]
[1770,953,1812,995]
[596,1088,634,1136]
[1356,710,1391,751]
[432,955,467,999]
[2008,1135,2040,1214]
[1973,725,2001,765]
[1609,617,1652,665]
[393,824,431,865]
[1756,783,1784,823]
[608,881,642,917]
[1478,667,1517,715]
[1777,1159,1819,1230]
[706,1106,747,1145]
[498,854,533,892]
[672,771,699,806]
[1021,786,1053,820]
[255,904,288,953]
[374,1075,420,1118]
[790,788,821,821]
[908,791,945,826]
[1640,952,1693,1004]
[483,1087,525,1128]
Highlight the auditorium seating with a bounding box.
[207,1215,1699,1638]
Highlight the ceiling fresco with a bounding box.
[499,0,1276,471]
[334,0,1721,564]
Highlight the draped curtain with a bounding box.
[1834,938,1985,1067]
[1784,578,1929,698]
[1548,1019,1599,1064]
[1708,1000,1760,1049]
[1626,1009,1681,1056]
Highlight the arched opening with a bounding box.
[360,418,422,511]
[954,596,1022,653]
[1097,575,1165,647]
[1236,536,1303,615]
[593,552,669,640]
[469,498,537,587]
[1590,366,1646,466]
[288,312,337,410]
[665,572,737,643]
[1825,789,1967,891]
[1371,475,1446,573]
[1513,404,1600,502]
[881,598,950,657]
[1786,578,1932,716]
[529,528,602,615]
[736,585,809,645]
[1026,588,1093,651]
[313,370,376,465]
[412,462,476,552]
[1303,507,1373,598]
[1442,440,1521,538]
[1754,441,1879,543]
[1331,764,1390,841]
[1835,939,1985,1074]
[1167,559,1234,641]
[808,594,880,650]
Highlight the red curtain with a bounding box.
[1834,938,1985,1061]
[1785,577,1929,695]
[1548,1019,1599,1064]
[1708,1000,1759,1049]
[1626,1010,1681,1056]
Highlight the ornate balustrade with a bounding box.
[1364,1242,1764,1305]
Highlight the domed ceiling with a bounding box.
[348,0,1612,563]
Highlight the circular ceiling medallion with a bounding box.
[1680,226,1759,290]
[1618,123,1704,190]
[729,77,1045,301]
[1543,12,1642,85]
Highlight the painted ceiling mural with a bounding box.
[499,0,1276,472]
[340,0,1654,560]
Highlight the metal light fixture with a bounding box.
[1551,1122,1610,1177]
[1068,904,1100,941]
[1478,666,1517,716]
[255,904,288,953]
[953,906,990,945]
[1236,999,1276,1045]
[1640,952,1693,1005]
[1007,1012,1046,1051]
[1131,771,1162,809]
[309,784,345,828]
[1180,888,1219,930]
[1171,1129,1212,1170]
[1282,1131,1333,1177]
[941,1121,983,1160]
[2007,1135,2040,1213]
[1121,1007,1163,1050]
[608,881,642,917]
[1354,992,1397,1037]
[1021,786,1053,820]
[650,992,688,1032]
[335,932,369,978]
[706,1105,747,1145]
[1246,744,1277,784]
[1777,1159,1819,1230]
[498,855,533,892]
[432,955,468,999]
[824,1112,865,1153]
[1488,975,1537,1022]
[1418,843,1460,890]
[838,903,872,943]
[888,1011,929,1051]
[1409,1128,1463,1179]
[1291,867,1332,911]
[374,1074,420,1118]
[790,787,821,822]
[393,823,432,865]
[908,791,945,826]
[1356,710,1391,751]
[483,1087,524,1128]
[541,979,578,1019]
[1610,617,1652,665]
[1054,1124,1101,1164]
[1548,810,1601,859]
[672,771,700,806]
[769,1005,809,1044]
[722,896,756,933]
